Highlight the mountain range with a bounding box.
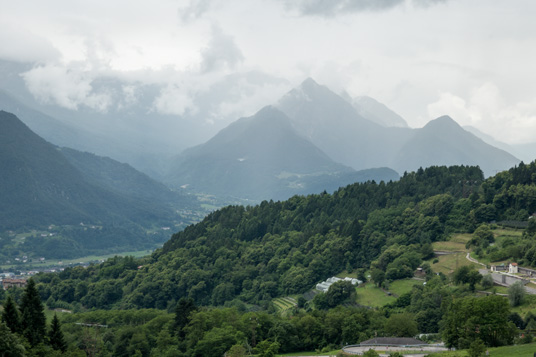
[162,78,521,200]
[276,78,521,177]
[0,110,199,257]
[0,71,526,205]
[0,73,531,259]
[165,106,399,200]
[341,92,409,128]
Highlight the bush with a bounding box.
[468,338,486,357]
[508,281,525,307]
[480,274,494,289]
[518,333,533,344]
[363,349,380,357]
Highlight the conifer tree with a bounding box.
[1,295,22,334]
[48,313,67,352]
[0,322,26,357]
[174,297,196,340]
[20,278,46,346]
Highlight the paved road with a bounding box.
[466,252,486,267]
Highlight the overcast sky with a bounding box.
[1,0,536,144]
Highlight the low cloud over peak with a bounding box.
[21,64,112,112]
[200,25,244,73]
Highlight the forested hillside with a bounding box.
[34,165,485,309]
[3,162,536,355]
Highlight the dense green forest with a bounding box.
[34,165,484,309]
[4,163,536,355]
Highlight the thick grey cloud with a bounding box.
[283,0,446,16]
[21,64,112,112]
[284,0,402,16]
[179,0,213,23]
[0,24,60,63]
[1,0,536,146]
[200,26,244,73]
[413,0,448,8]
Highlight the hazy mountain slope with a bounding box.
[510,142,536,164]
[59,147,199,210]
[351,95,408,128]
[277,78,413,170]
[0,90,169,179]
[166,106,399,200]
[0,86,177,180]
[393,116,520,177]
[0,90,99,153]
[0,110,174,230]
[463,125,517,156]
[463,125,536,164]
[0,60,292,179]
[277,78,521,177]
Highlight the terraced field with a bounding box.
[272,297,297,313]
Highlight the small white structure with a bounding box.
[315,276,362,292]
[509,263,519,274]
[316,282,331,292]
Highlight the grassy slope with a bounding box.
[433,342,536,356]
[355,282,395,307]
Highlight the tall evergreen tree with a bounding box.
[1,295,22,334]
[0,322,26,357]
[174,297,197,340]
[48,313,67,352]
[20,278,46,346]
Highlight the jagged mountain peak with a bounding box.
[393,115,520,177]
[165,105,399,200]
[247,105,288,124]
[351,95,408,128]
[423,115,460,130]
[300,77,321,89]
[278,77,335,105]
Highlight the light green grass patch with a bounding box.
[433,342,536,357]
[450,233,473,244]
[277,350,340,356]
[431,252,481,276]
[493,228,523,238]
[432,241,466,252]
[389,279,424,296]
[355,282,396,307]
[511,294,536,316]
[480,285,509,294]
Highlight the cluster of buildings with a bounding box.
[1,278,27,289]
[316,276,362,292]
[490,262,536,277]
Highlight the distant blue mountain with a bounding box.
[165,106,399,201]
